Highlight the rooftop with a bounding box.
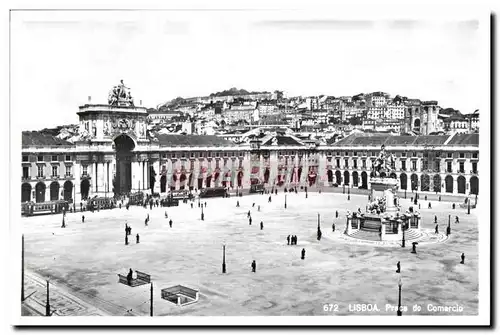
[153,134,235,147]
[332,133,477,147]
[22,131,74,147]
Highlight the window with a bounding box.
[162,153,167,159]
[37,165,44,177]
[412,152,417,157]
[401,161,406,171]
[422,160,428,171]
[207,152,212,158]
[344,159,349,168]
[472,162,477,173]
[171,153,176,159]
[216,152,220,158]
[52,166,58,177]
[181,152,186,158]
[459,162,464,173]
[353,152,358,157]
[472,152,478,159]
[344,152,348,157]
[336,158,340,168]
[412,160,417,171]
[22,156,29,162]
[52,155,58,162]
[336,152,340,156]
[353,160,358,169]
[362,159,366,168]
[65,166,71,177]
[37,155,43,162]
[23,166,29,179]
[190,152,195,158]
[447,152,453,158]
[435,160,440,172]
[65,155,71,161]
[200,152,205,158]
[223,151,228,157]
[447,162,452,173]
[371,152,376,157]
[401,152,406,157]
[239,151,243,157]
[82,165,88,176]
[459,152,465,159]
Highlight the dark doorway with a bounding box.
[264,168,270,184]
[335,170,342,185]
[457,176,466,194]
[445,175,453,193]
[160,175,167,193]
[81,179,90,200]
[35,182,46,203]
[352,171,359,187]
[149,166,156,193]
[327,170,333,183]
[237,171,243,187]
[22,183,31,202]
[400,173,407,190]
[470,176,478,195]
[361,171,368,189]
[50,182,59,201]
[433,175,441,193]
[63,181,73,201]
[114,134,134,194]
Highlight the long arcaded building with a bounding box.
[20,88,479,204]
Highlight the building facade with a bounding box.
[21,86,480,205]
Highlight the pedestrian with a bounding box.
[82,215,85,223]
[249,217,252,225]
[258,205,261,212]
[425,195,427,201]
[125,234,129,246]
[287,235,290,245]
[335,210,339,218]
[439,195,442,202]
[411,242,417,254]
[251,260,256,273]
[434,215,437,223]
[396,261,401,273]
[418,203,421,209]
[247,210,251,218]
[61,217,66,228]
[252,203,255,207]
[435,224,439,234]
[460,253,465,264]
[127,268,133,285]
[136,234,140,244]
[452,203,456,209]
[119,203,122,209]
[332,223,336,232]
[294,235,298,245]
[446,225,451,236]
[145,218,148,226]
[169,219,173,228]
[428,202,432,209]
[191,203,193,209]
[260,221,263,230]
[147,214,149,222]
[301,248,306,260]
[455,216,459,224]
[268,196,272,203]
[165,211,168,218]
[410,197,413,203]
[205,202,207,207]
[236,201,240,207]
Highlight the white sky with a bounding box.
[11,9,486,130]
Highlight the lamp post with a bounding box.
[222,244,226,274]
[150,282,153,317]
[467,195,471,215]
[348,187,350,201]
[404,188,407,199]
[201,204,204,221]
[397,276,403,316]
[45,280,51,316]
[401,220,405,248]
[284,194,287,209]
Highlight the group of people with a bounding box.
[287,235,299,245]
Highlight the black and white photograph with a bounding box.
[7,0,492,327]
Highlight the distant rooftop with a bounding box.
[153,134,235,147]
[333,133,478,147]
[22,131,74,147]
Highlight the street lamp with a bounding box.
[400,220,405,248]
[222,244,226,274]
[348,187,350,201]
[201,204,204,221]
[285,194,287,209]
[397,276,403,316]
[467,195,471,215]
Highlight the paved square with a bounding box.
[22,192,478,316]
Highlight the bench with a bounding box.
[117,270,151,287]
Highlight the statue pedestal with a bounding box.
[346,215,353,235]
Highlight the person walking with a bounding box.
[136,234,140,244]
[435,224,439,234]
[396,261,401,273]
[82,215,85,223]
[287,235,290,245]
[460,253,465,264]
[169,219,173,228]
[301,248,306,260]
[251,260,256,273]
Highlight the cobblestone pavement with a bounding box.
[22,271,108,316]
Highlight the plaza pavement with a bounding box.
[21,191,479,316]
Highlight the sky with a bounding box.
[10,9,486,130]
